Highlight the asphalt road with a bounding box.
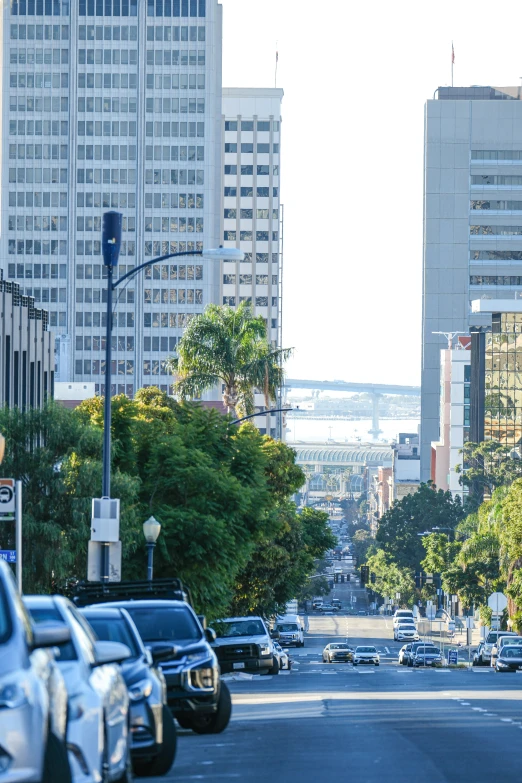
[150,613,522,782]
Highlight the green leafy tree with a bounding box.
[352,529,373,565]
[456,441,522,508]
[375,482,465,570]
[168,302,292,417]
[366,549,415,608]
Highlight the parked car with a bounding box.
[0,560,71,783]
[213,616,279,675]
[494,645,522,672]
[25,595,133,783]
[322,643,354,663]
[74,579,231,736]
[392,610,415,629]
[479,630,518,665]
[272,641,291,670]
[490,634,522,667]
[353,646,380,666]
[404,641,430,667]
[398,644,412,665]
[411,645,443,667]
[472,642,486,666]
[81,606,177,777]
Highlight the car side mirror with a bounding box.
[94,640,131,667]
[205,627,217,644]
[32,622,71,651]
[147,642,179,664]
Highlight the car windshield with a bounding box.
[215,619,266,638]
[0,582,12,645]
[502,647,522,658]
[86,617,140,659]
[28,606,77,661]
[277,623,299,632]
[126,606,202,645]
[486,632,501,644]
[396,612,413,618]
[357,646,376,653]
[330,644,349,650]
[418,647,439,655]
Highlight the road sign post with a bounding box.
[15,481,22,592]
[0,479,22,590]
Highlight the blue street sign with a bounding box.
[0,550,16,563]
[448,649,458,666]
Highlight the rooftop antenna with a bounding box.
[275,42,278,88]
[433,331,465,350]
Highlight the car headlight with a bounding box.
[497,660,509,668]
[260,645,271,656]
[186,650,211,665]
[128,678,153,702]
[0,683,27,710]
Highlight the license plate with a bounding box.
[233,662,245,670]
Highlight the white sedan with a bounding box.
[25,595,132,783]
[272,641,291,670]
[353,646,380,666]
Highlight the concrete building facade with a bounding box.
[421,86,522,479]
[1,0,223,396]
[0,271,53,408]
[390,433,420,500]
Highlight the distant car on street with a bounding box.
[322,643,354,663]
[411,645,443,667]
[353,646,380,666]
[494,645,522,672]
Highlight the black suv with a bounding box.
[74,580,231,735]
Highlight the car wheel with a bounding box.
[136,705,177,778]
[42,731,72,783]
[187,681,232,735]
[175,714,193,730]
[407,659,413,667]
[269,659,280,675]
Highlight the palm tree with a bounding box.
[167,302,292,418]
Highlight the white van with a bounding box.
[274,615,305,647]
[393,609,415,629]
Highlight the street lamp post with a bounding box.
[98,210,244,582]
[143,516,161,581]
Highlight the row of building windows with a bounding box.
[76,311,133,327]
[8,239,67,254]
[10,24,69,39]
[144,288,203,304]
[10,97,68,114]
[225,143,279,154]
[24,287,65,303]
[9,215,67,231]
[145,192,203,209]
[78,121,137,137]
[11,70,69,89]
[470,275,522,286]
[471,150,522,160]
[225,120,279,132]
[222,296,277,307]
[9,190,66,207]
[144,312,196,328]
[471,200,522,211]
[146,0,206,17]
[10,118,68,135]
[8,262,65,278]
[146,97,205,113]
[9,143,67,160]
[224,187,279,199]
[10,51,67,72]
[76,240,131,255]
[224,253,278,264]
[224,165,278,177]
[79,73,136,89]
[471,250,522,260]
[143,240,202,256]
[11,53,68,70]
[79,23,137,39]
[9,167,67,183]
[223,274,278,285]
[77,167,136,184]
[78,0,206,16]
[79,0,138,14]
[224,209,279,220]
[145,50,204,71]
[224,231,278,242]
[145,216,204,232]
[471,175,522,186]
[78,48,137,65]
[78,145,136,162]
[145,168,204,185]
[146,144,204,161]
[77,262,135,278]
[78,97,137,113]
[76,287,135,303]
[75,359,135,375]
[77,335,135,351]
[144,336,177,351]
[470,225,522,236]
[146,24,204,40]
[77,191,135,208]
[145,121,204,138]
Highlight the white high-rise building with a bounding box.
[1,0,223,397]
[220,87,283,436]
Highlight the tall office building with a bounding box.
[1,0,223,397]
[421,86,522,479]
[220,87,283,436]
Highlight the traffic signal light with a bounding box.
[371,572,376,584]
[334,573,339,583]
[415,571,426,589]
[360,565,370,586]
[340,574,345,583]
[346,573,350,581]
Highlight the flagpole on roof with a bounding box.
[451,41,454,87]
[275,42,279,88]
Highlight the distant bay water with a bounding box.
[286,417,420,445]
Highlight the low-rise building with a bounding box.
[0,274,53,409]
[390,433,420,501]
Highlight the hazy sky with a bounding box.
[220,0,522,386]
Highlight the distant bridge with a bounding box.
[284,378,420,439]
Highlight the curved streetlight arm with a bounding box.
[231,407,292,425]
[113,250,204,290]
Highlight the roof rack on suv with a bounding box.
[73,578,193,608]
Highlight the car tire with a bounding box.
[269,660,280,675]
[42,731,72,783]
[136,706,177,778]
[187,681,232,735]
[407,659,413,667]
[175,714,193,730]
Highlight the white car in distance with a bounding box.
[25,595,132,783]
[392,610,415,629]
